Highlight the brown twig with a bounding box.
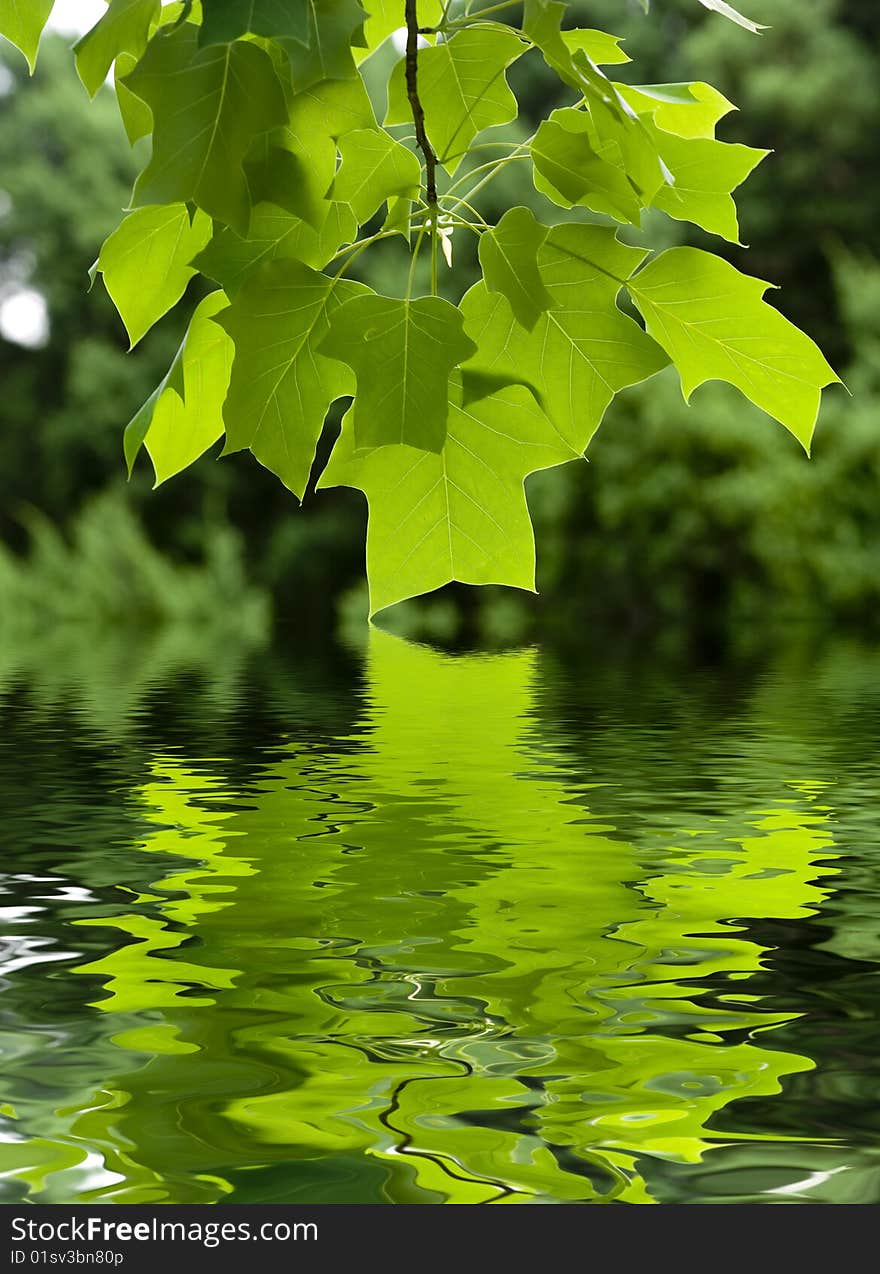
[404,0,438,207]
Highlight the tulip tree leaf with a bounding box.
[332,130,422,224]
[195,201,358,293]
[524,1,629,85]
[617,81,735,139]
[320,295,478,453]
[319,376,577,613]
[463,224,669,451]
[648,126,768,243]
[560,29,630,67]
[628,248,840,451]
[283,0,368,90]
[125,290,233,483]
[478,207,552,331]
[75,0,160,97]
[243,75,376,229]
[532,109,644,224]
[697,0,767,34]
[199,0,310,48]
[245,131,337,229]
[125,23,288,234]
[287,68,378,139]
[0,0,54,72]
[358,0,442,62]
[97,204,213,347]
[216,260,369,497]
[385,28,526,172]
[114,50,153,144]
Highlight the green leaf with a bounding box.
[385,28,526,172]
[319,295,478,453]
[200,0,310,47]
[586,93,669,203]
[216,260,369,497]
[617,81,735,139]
[195,202,358,292]
[114,50,153,144]
[560,29,629,67]
[628,247,840,451]
[524,2,630,96]
[0,0,53,73]
[125,23,288,234]
[531,110,643,224]
[697,0,767,34]
[97,204,212,347]
[319,376,576,613]
[74,0,160,98]
[358,0,442,62]
[523,0,578,81]
[332,130,421,225]
[283,0,368,91]
[244,75,377,230]
[125,290,233,483]
[646,124,768,243]
[287,67,377,139]
[245,132,337,229]
[478,207,551,331]
[462,224,668,451]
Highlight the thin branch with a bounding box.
[405,0,437,207]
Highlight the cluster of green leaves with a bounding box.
[0,0,839,613]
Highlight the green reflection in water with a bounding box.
[0,632,839,1203]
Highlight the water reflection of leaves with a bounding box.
[0,631,840,1203]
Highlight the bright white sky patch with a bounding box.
[46,1,180,39]
[46,1,107,38]
[0,289,50,349]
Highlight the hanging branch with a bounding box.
[405,0,438,207]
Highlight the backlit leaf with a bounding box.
[617,81,735,139]
[332,130,421,224]
[463,224,668,451]
[647,125,768,242]
[319,376,577,613]
[125,23,288,234]
[628,247,840,450]
[114,50,153,144]
[478,207,551,331]
[216,260,369,497]
[319,295,478,453]
[199,0,310,47]
[97,204,212,347]
[75,0,160,98]
[697,0,767,34]
[358,0,442,62]
[531,110,643,224]
[0,0,53,73]
[385,28,526,172]
[125,290,233,483]
[283,0,368,91]
[195,202,357,292]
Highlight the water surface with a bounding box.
[1,627,879,1204]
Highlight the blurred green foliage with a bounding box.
[0,0,876,643]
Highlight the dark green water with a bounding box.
[2,626,880,1204]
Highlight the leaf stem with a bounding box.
[443,147,532,209]
[438,193,490,227]
[330,229,406,279]
[407,223,429,297]
[456,0,520,22]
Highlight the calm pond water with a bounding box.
[1,625,880,1205]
